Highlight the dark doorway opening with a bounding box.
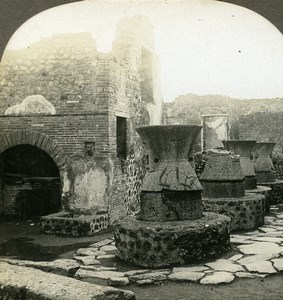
[116,116,127,160]
[0,144,61,220]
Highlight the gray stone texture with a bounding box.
[114,212,231,268]
[203,193,266,231]
[0,261,135,300]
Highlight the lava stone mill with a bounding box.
[114,125,231,268]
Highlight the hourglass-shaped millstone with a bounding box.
[254,142,276,183]
[200,149,245,198]
[222,140,257,190]
[136,125,203,221]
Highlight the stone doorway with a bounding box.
[0,144,61,219]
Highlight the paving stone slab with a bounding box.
[206,259,244,272]
[228,254,243,261]
[237,255,275,265]
[235,272,257,278]
[250,237,283,243]
[0,261,135,300]
[109,277,130,286]
[244,261,277,274]
[129,271,169,282]
[90,239,113,248]
[73,256,101,266]
[271,258,283,271]
[75,269,126,280]
[97,254,116,259]
[80,265,117,271]
[124,269,150,276]
[0,258,80,277]
[136,279,153,285]
[200,272,235,285]
[75,248,99,256]
[238,242,282,256]
[168,271,205,282]
[100,245,117,252]
[172,266,209,273]
[258,227,278,233]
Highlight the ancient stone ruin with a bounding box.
[114,125,231,268]
[253,142,283,206]
[222,140,257,190]
[0,16,163,235]
[254,142,277,184]
[201,149,266,231]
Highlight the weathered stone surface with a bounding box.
[5,95,56,116]
[258,227,278,233]
[76,248,100,256]
[237,255,274,265]
[238,242,282,256]
[0,258,79,277]
[129,271,169,282]
[228,254,243,261]
[136,279,153,285]
[235,272,256,278]
[172,266,209,272]
[75,269,125,280]
[222,140,257,189]
[115,212,231,268]
[250,236,283,243]
[200,272,235,285]
[97,254,116,259]
[100,245,117,252]
[80,265,117,271]
[73,256,101,266]
[136,125,203,221]
[0,261,135,300]
[168,271,205,282]
[124,270,150,276]
[90,239,113,248]
[254,142,276,183]
[206,259,244,273]
[244,261,277,274]
[271,258,283,271]
[109,277,130,286]
[203,193,265,231]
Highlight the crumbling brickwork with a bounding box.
[0,16,163,222]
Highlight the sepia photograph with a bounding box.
[0,0,282,299]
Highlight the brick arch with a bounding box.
[0,130,67,173]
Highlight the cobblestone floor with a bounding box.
[1,205,282,287]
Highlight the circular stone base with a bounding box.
[258,180,283,205]
[246,185,271,196]
[114,212,231,268]
[203,193,265,232]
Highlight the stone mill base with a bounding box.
[114,212,231,268]
[203,193,265,232]
[246,185,272,213]
[259,180,283,206]
[40,211,109,236]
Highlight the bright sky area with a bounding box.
[5,0,283,102]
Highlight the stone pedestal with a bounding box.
[200,150,245,198]
[254,142,276,183]
[246,185,272,213]
[259,180,283,206]
[114,125,231,267]
[115,213,231,268]
[223,140,257,190]
[201,150,265,232]
[203,194,265,231]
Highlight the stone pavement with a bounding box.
[1,206,283,287]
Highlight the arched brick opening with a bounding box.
[0,131,67,219]
[0,131,66,172]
